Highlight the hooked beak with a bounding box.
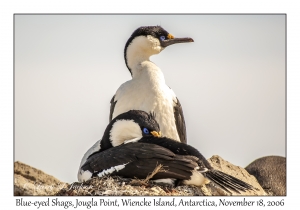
[151,131,162,137]
[161,37,194,48]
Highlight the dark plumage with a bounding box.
[138,136,254,193]
[173,98,187,144]
[79,110,254,193]
[82,142,199,181]
[100,110,159,152]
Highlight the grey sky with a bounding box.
[15,14,285,183]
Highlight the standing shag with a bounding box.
[110,26,194,143]
[79,110,254,194]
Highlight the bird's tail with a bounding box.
[203,169,255,194]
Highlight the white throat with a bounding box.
[113,35,180,142]
[126,35,164,78]
[110,119,142,146]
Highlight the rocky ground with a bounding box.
[14,161,67,196]
[245,156,286,196]
[15,155,282,196]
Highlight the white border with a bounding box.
[1,0,298,209]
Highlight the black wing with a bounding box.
[173,97,187,144]
[139,136,211,170]
[203,169,255,193]
[109,95,117,122]
[138,136,255,193]
[81,143,198,180]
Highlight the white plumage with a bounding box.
[113,50,180,141]
[112,32,189,141]
[78,26,194,182]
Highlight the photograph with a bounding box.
[14,14,286,197]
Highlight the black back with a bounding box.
[138,136,212,170]
[173,97,187,144]
[82,142,199,180]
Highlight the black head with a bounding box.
[115,110,160,134]
[100,110,161,151]
[124,26,194,74]
[125,26,170,49]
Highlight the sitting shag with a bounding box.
[110,25,194,144]
[79,110,254,193]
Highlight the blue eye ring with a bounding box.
[160,36,166,41]
[143,128,150,134]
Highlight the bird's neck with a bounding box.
[125,36,165,83]
[126,52,165,83]
[132,61,166,83]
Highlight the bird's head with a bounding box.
[101,110,161,150]
[124,26,194,75]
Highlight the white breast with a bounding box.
[113,61,180,141]
[77,139,101,181]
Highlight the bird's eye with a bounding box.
[160,36,166,41]
[143,128,150,134]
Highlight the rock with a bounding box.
[204,155,266,196]
[14,161,67,196]
[55,176,205,196]
[14,155,268,196]
[245,156,286,196]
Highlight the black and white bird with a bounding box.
[77,109,162,178]
[79,110,254,193]
[110,25,194,143]
[78,26,193,180]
